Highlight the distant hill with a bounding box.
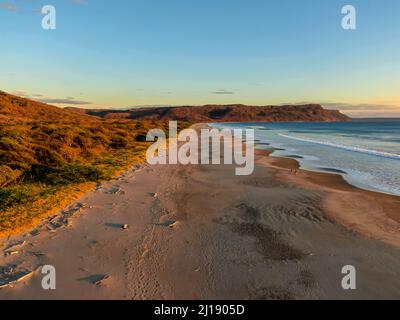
[0,91,351,124]
[0,90,349,123]
[67,104,351,122]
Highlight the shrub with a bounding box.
[110,135,128,148]
[26,164,105,185]
[0,165,23,187]
[135,134,147,142]
[0,186,32,212]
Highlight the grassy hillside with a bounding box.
[0,91,190,236]
[0,90,96,124]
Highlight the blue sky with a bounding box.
[1,0,400,117]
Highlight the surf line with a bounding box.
[279,133,400,160]
[146,121,255,176]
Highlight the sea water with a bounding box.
[212,120,400,196]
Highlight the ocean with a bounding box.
[212,120,400,196]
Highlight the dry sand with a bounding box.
[1,130,400,299]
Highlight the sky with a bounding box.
[0,0,400,117]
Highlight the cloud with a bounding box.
[68,0,88,5]
[320,102,400,118]
[0,1,87,14]
[11,90,92,105]
[11,90,29,97]
[38,98,92,105]
[278,101,310,106]
[321,102,400,111]
[212,89,234,95]
[0,2,18,12]
[277,101,400,112]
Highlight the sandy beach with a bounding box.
[3,0,400,303]
[1,126,400,300]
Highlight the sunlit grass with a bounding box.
[0,120,191,237]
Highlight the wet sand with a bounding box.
[1,131,400,299]
[261,149,400,247]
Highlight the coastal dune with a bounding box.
[1,126,400,299]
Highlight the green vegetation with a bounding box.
[0,119,191,236]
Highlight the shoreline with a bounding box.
[207,122,400,247]
[265,147,399,197]
[212,121,400,198]
[256,148,400,247]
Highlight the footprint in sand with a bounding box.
[0,266,39,289]
[78,274,110,286]
[156,220,181,228]
[3,241,28,256]
[107,186,123,194]
[105,223,130,230]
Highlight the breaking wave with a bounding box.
[278,134,400,160]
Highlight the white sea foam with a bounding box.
[278,134,400,160]
[215,122,400,196]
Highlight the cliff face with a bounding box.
[77,104,351,123]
